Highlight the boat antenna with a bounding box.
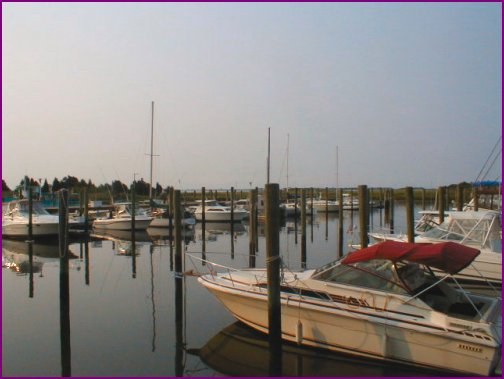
[149,101,155,206]
[286,133,289,191]
[267,127,271,185]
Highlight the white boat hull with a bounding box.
[149,217,196,228]
[93,217,152,231]
[2,222,60,237]
[194,211,248,222]
[199,276,501,376]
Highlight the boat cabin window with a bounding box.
[313,259,407,294]
[395,262,427,292]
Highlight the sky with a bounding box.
[2,2,502,191]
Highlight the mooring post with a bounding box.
[201,186,206,253]
[84,187,89,234]
[384,189,390,225]
[230,186,234,223]
[265,183,282,373]
[249,189,257,257]
[58,189,71,377]
[389,189,395,234]
[473,187,479,211]
[358,185,369,248]
[338,188,344,258]
[131,182,136,234]
[456,183,464,211]
[174,190,183,275]
[438,186,445,224]
[168,187,174,242]
[301,189,307,269]
[406,186,415,242]
[28,187,33,241]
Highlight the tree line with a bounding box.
[2,176,165,199]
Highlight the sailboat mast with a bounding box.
[286,133,289,191]
[149,101,154,204]
[336,145,339,190]
[267,127,271,185]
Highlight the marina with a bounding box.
[2,194,501,376]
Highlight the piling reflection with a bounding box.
[194,322,443,377]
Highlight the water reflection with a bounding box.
[193,322,448,377]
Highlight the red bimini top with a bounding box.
[341,240,480,275]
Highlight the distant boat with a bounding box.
[192,201,248,222]
[2,199,68,237]
[93,202,153,231]
[149,207,196,229]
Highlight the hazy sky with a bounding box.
[3,2,502,190]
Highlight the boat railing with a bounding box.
[186,254,240,286]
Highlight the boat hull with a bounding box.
[199,276,501,376]
[194,211,248,222]
[93,217,152,231]
[2,222,60,237]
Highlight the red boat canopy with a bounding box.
[341,241,480,275]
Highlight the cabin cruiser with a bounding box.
[309,199,339,213]
[149,207,196,228]
[192,201,248,222]
[93,202,153,230]
[370,210,502,285]
[2,200,64,237]
[195,241,502,376]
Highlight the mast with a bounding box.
[286,133,290,191]
[149,101,154,204]
[267,127,271,185]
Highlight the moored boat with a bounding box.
[93,202,153,230]
[194,241,502,376]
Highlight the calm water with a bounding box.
[3,203,455,377]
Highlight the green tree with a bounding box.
[2,179,11,192]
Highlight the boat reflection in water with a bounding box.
[193,322,442,377]
[2,238,79,274]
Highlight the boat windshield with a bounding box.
[312,259,408,295]
[421,213,502,252]
[6,201,50,216]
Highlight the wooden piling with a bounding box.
[358,185,369,248]
[405,186,415,242]
[389,189,395,234]
[249,189,257,257]
[456,183,463,211]
[265,183,282,352]
[84,187,89,234]
[174,190,183,274]
[473,187,479,211]
[28,187,33,240]
[301,189,306,269]
[58,189,71,377]
[202,187,206,253]
[438,186,445,224]
[131,182,136,234]
[338,188,344,258]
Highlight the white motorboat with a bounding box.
[369,210,502,285]
[193,203,248,222]
[93,202,153,230]
[309,199,339,213]
[195,241,502,376]
[149,208,196,228]
[2,200,62,237]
